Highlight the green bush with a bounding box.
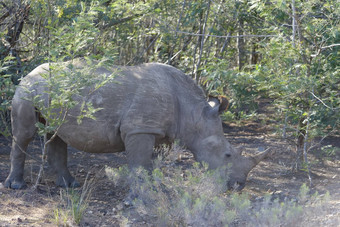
[202,60,261,119]
[0,56,16,137]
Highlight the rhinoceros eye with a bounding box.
[225,153,231,158]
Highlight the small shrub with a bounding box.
[106,144,334,226]
[0,56,16,137]
[53,175,93,225]
[106,144,232,226]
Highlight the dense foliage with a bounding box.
[0,0,339,166]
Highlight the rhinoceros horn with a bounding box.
[249,148,271,169]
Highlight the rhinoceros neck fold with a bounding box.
[175,101,206,152]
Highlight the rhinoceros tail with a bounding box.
[36,109,46,126]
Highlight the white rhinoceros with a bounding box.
[4,59,269,190]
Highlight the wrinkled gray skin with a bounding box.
[5,59,269,190]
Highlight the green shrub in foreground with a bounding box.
[53,175,93,225]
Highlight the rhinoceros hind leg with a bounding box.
[124,133,155,170]
[4,177,27,189]
[5,100,36,189]
[47,135,79,188]
[4,138,30,189]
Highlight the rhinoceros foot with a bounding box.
[55,175,80,188]
[4,177,27,189]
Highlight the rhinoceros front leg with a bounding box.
[47,135,80,188]
[124,133,155,169]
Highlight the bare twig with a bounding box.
[169,50,182,62]
[11,136,43,163]
[307,122,339,152]
[311,43,340,58]
[282,112,288,139]
[129,34,160,65]
[101,13,144,29]
[309,91,340,110]
[33,110,68,190]
[321,43,340,50]
[303,109,312,187]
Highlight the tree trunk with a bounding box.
[250,42,259,65]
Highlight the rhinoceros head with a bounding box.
[189,96,269,191]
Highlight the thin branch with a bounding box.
[307,122,339,152]
[309,91,339,110]
[0,10,9,23]
[311,43,340,58]
[130,34,160,65]
[11,136,44,163]
[169,49,182,62]
[101,13,144,29]
[33,109,69,190]
[303,109,312,187]
[321,43,340,50]
[170,30,278,39]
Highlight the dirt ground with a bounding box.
[0,121,339,226]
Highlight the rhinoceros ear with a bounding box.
[208,95,229,114]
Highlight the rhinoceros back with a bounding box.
[16,62,205,153]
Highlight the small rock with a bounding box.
[116,203,124,211]
[124,200,132,207]
[87,210,93,214]
[17,218,22,223]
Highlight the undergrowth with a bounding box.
[106,144,332,226]
[53,175,93,226]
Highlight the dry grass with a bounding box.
[106,144,337,226]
